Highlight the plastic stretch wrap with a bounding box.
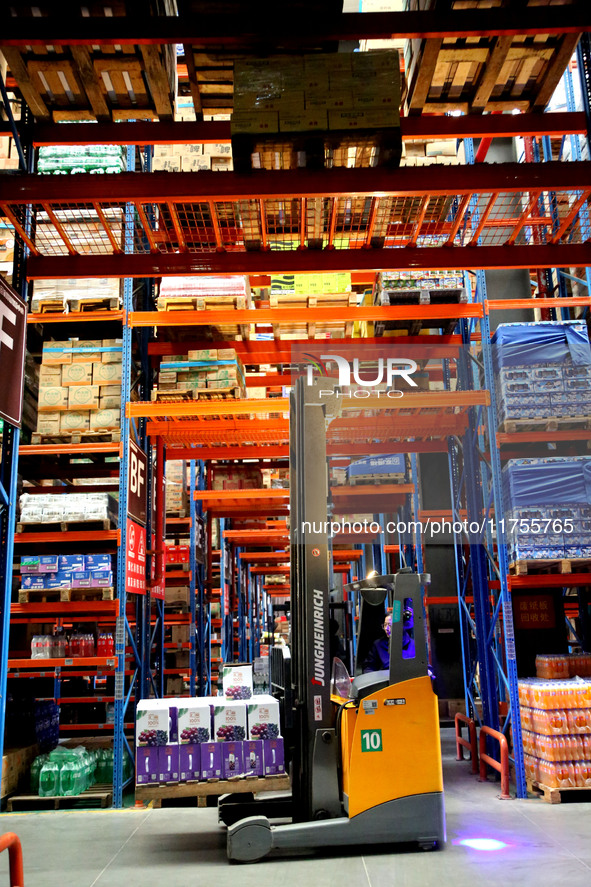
[492,321,591,370]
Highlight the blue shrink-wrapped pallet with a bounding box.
[347,453,406,483]
[491,321,591,427]
[502,456,591,562]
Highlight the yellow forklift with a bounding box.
[221,378,445,861]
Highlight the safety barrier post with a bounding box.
[479,725,511,799]
[454,713,479,774]
[0,832,25,887]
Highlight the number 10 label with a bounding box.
[360,729,383,753]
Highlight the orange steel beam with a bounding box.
[14,529,118,544]
[134,202,160,253]
[208,199,225,251]
[339,390,490,410]
[20,442,120,456]
[93,201,124,254]
[0,203,40,255]
[468,192,498,246]
[445,194,472,246]
[130,397,289,419]
[251,566,290,575]
[8,657,118,669]
[223,530,289,545]
[129,304,483,328]
[505,190,542,245]
[384,544,401,553]
[333,483,414,499]
[149,335,465,359]
[29,113,589,148]
[41,203,77,254]
[194,488,288,501]
[408,196,430,247]
[1,10,587,44]
[27,310,125,325]
[167,201,188,252]
[487,296,591,311]
[496,429,591,445]
[239,552,290,563]
[165,445,289,460]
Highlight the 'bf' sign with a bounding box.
[127,439,147,525]
[0,278,26,427]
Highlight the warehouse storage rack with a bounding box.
[0,8,590,807]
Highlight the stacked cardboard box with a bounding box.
[35,338,123,437]
[19,493,118,525]
[152,142,233,172]
[155,349,247,399]
[232,51,401,170]
[402,139,460,166]
[211,466,263,491]
[1,745,38,798]
[165,461,188,514]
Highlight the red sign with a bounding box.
[0,278,26,427]
[126,518,146,595]
[513,594,556,630]
[127,439,147,525]
[151,532,165,600]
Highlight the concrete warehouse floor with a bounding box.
[1,729,590,887]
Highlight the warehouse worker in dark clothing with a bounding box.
[362,612,392,673]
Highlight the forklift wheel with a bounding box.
[227,816,273,863]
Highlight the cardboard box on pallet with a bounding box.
[89,409,120,431]
[68,386,100,409]
[38,387,68,410]
[60,411,91,432]
[92,362,122,384]
[165,586,190,607]
[171,625,190,644]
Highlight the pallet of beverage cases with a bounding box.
[509,558,591,577]
[136,774,290,807]
[30,429,121,445]
[151,386,244,402]
[7,784,113,812]
[18,586,115,604]
[527,779,591,805]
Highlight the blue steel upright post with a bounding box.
[113,144,137,808]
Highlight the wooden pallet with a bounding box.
[348,473,407,486]
[16,517,116,535]
[29,297,66,314]
[269,292,357,309]
[151,388,200,403]
[527,779,591,805]
[2,4,176,123]
[67,296,121,313]
[31,429,121,445]
[18,585,113,604]
[156,295,248,311]
[499,416,591,434]
[377,287,467,306]
[136,773,290,807]
[404,23,582,116]
[7,784,113,812]
[509,558,591,577]
[152,386,245,402]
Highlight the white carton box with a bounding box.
[177,699,212,743]
[213,701,247,742]
[222,663,253,700]
[247,694,281,740]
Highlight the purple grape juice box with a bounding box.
[264,738,285,775]
[222,742,244,778]
[200,742,222,779]
[158,745,179,784]
[136,747,159,785]
[178,744,201,782]
[243,740,264,777]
